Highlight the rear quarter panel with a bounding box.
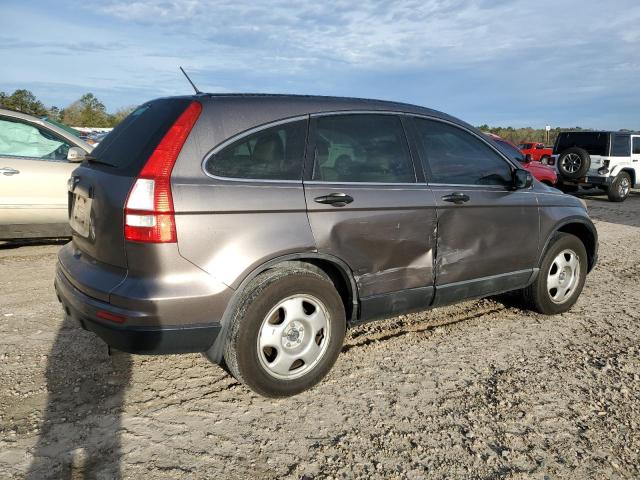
[171,102,316,289]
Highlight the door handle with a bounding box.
[442,192,470,204]
[0,167,20,176]
[314,192,354,207]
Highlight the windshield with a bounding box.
[493,139,525,162]
[42,117,81,138]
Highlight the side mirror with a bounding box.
[523,153,533,163]
[513,169,533,190]
[67,146,86,163]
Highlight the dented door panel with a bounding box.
[431,186,539,286]
[304,184,438,298]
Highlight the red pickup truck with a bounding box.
[518,142,553,163]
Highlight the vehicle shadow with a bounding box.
[26,315,132,479]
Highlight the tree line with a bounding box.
[478,125,582,147]
[0,89,135,128]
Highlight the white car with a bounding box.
[550,131,640,202]
[0,108,93,239]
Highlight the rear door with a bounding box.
[410,117,539,306]
[303,113,437,319]
[0,115,76,230]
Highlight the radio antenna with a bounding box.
[179,66,202,94]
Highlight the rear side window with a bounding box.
[414,118,512,187]
[634,137,640,154]
[90,98,191,173]
[554,132,609,156]
[312,114,415,183]
[0,117,71,160]
[610,134,631,156]
[205,120,307,180]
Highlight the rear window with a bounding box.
[553,132,609,156]
[89,98,191,173]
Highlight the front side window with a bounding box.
[0,117,71,160]
[312,114,415,183]
[414,118,513,187]
[633,137,640,155]
[205,120,307,180]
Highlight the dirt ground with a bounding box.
[1,191,639,479]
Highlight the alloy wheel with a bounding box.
[561,153,582,173]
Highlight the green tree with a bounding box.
[0,89,48,116]
[109,105,137,127]
[47,106,61,122]
[61,93,111,127]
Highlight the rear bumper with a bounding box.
[55,265,221,354]
[559,175,612,187]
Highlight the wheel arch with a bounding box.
[541,219,598,273]
[620,168,636,186]
[205,252,359,363]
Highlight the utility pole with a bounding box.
[545,125,551,145]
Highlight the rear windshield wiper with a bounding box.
[84,154,115,167]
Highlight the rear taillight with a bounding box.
[124,101,202,243]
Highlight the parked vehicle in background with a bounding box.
[518,141,553,163]
[551,131,640,202]
[486,133,557,186]
[56,94,597,398]
[0,108,93,239]
[86,131,110,146]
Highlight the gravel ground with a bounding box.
[1,191,639,479]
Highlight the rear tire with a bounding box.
[223,266,346,397]
[520,233,587,315]
[607,172,631,202]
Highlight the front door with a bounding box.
[632,136,640,187]
[410,117,540,306]
[303,113,438,320]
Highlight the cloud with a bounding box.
[87,0,640,72]
[2,0,640,128]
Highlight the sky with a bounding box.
[1,0,639,129]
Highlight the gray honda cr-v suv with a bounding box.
[55,94,597,397]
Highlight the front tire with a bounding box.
[521,233,587,315]
[607,172,631,202]
[223,265,346,397]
